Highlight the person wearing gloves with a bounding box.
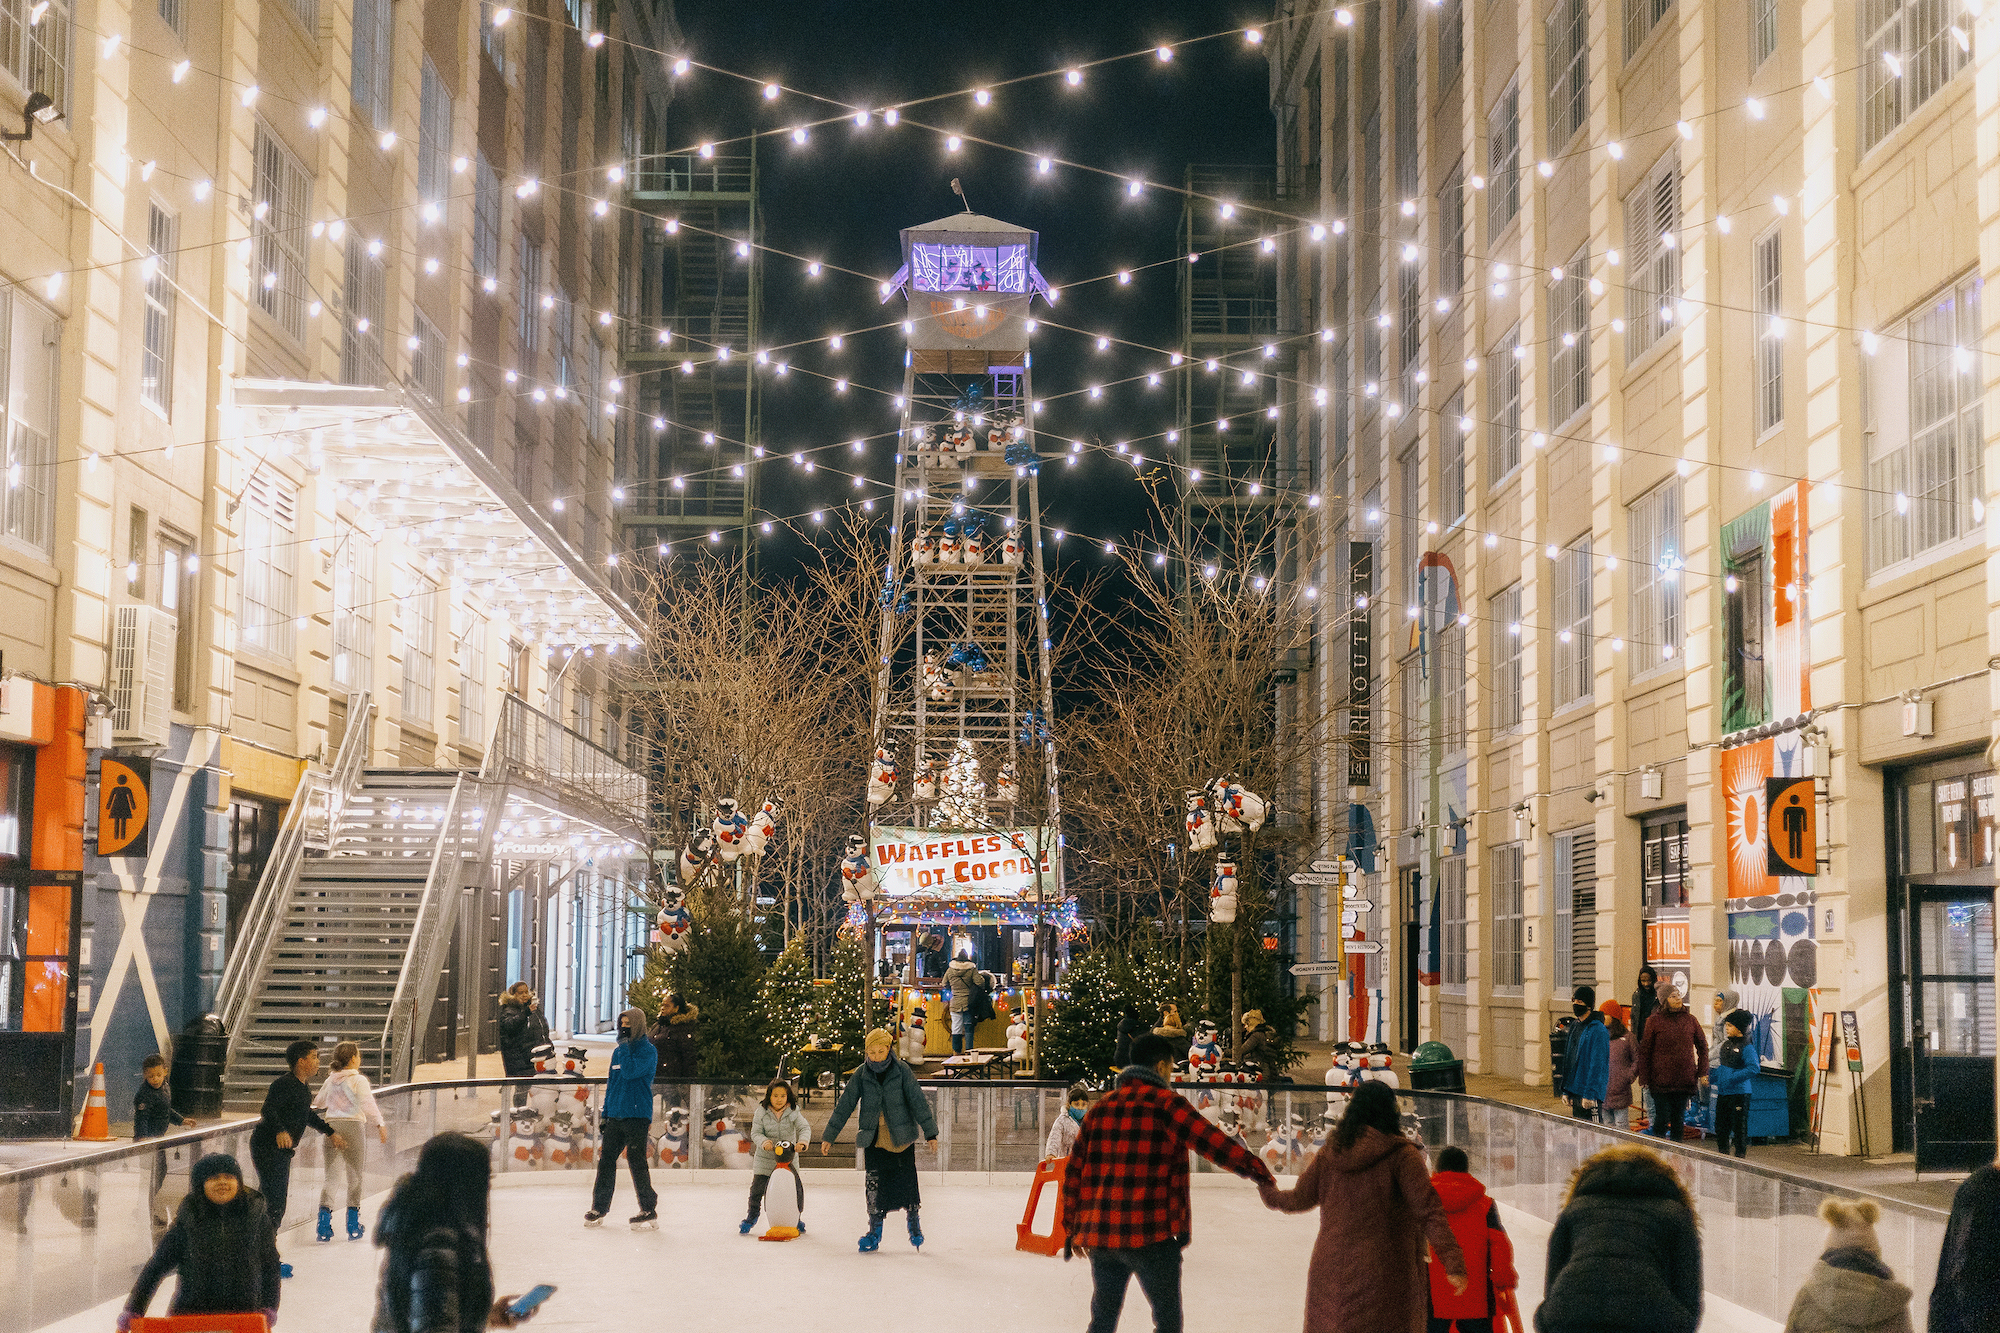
[584,1006,658,1228]
[1535,1144,1703,1333]
[1784,1197,1914,1333]
[1711,1009,1759,1158]
[819,1027,939,1251]
[1564,988,1610,1122]
[372,1133,536,1333]
[1044,1084,1091,1160]
[314,1040,388,1243]
[122,1153,280,1330]
[740,1079,811,1235]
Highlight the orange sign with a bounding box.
[1646,920,1691,966]
[98,756,151,858]
[1766,776,1816,876]
[1813,1010,1837,1073]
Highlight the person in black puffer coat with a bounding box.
[373,1133,531,1333]
[1931,1164,2000,1333]
[1535,1143,1703,1333]
[122,1153,280,1328]
[496,984,550,1079]
[652,992,700,1082]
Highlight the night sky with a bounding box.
[663,0,1277,575]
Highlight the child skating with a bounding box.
[1043,1084,1089,1160]
[313,1040,388,1242]
[1426,1146,1518,1333]
[741,1079,811,1237]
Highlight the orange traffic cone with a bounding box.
[75,1062,112,1141]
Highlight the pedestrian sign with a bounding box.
[1765,776,1815,876]
[98,757,151,858]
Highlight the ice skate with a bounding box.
[279,1262,294,1279]
[858,1219,883,1252]
[630,1208,659,1230]
[738,1213,757,1235]
[346,1206,364,1241]
[907,1210,925,1249]
[583,1209,607,1227]
[315,1206,333,1243]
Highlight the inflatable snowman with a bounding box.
[840,834,879,904]
[1185,790,1216,852]
[1209,776,1268,832]
[912,751,937,799]
[654,887,693,954]
[744,797,782,857]
[1188,1020,1222,1077]
[867,747,899,806]
[1006,1009,1032,1064]
[1210,861,1239,924]
[677,828,716,887]
[1000,531,1022,566]
[656,1106,691,1168]
[713,797,751,863]
[901,1005,929,1063]
[995,762,1017,803]
[912,529,936,565]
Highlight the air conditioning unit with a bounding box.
[112,604,176,746]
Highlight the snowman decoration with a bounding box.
[1210,861,1239,924]
[1362,1043,1400,1088]
[677,828,716,887]
[502,1105,544,1169]
[923,651,950,702]
[840,834,880,904]
[912,753,937,800]
[1260,1110,1310,1175]
[654,886,693,954]
[1325,1042,1365,1118]
[995,762,1017,803]
[900,1005,929,1062]
[999,530,1022,566]
[706,1110,755,1170]
[744,797,782,857]
[938,521,962,565]
[1185,790,1216,852]
[1209,776,1268,832]
[867,746,900,806]
[1006,1008,1032,1065]
[912,529,936,565]
[1188,1020,1222,1077]
[656,1106,691,1168]
[962,517,986,565]
[911,422,938,457]
[713,797,751,863]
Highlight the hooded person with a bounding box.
[585,1006,659,1228]
[1711,1009,1759,1158]
[372,1133,530,1333]
[1535,1144,1703,1333]
[121,1153,281,1329]
[1708,988,1742,1070]
[1931,1164,2000,1333]
[1428,1146,1518,1333]
[651,992,700,1082]
[1783,1198,1914,1333]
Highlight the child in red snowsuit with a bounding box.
[1427,1146,1519,1333]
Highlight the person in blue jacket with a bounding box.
[586,1006,658,1228]
[1710,1009,1758,1158]
[1565,986,1611,1122]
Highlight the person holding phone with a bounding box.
[372,1133,541,1332]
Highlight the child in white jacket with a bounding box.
[740,1079,811,1235]
[313,1041,386,1242]
[1043,1085,1090,1160]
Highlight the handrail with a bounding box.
[215,691,373,1043]
[381,774,472,1083]
[487,693,646,834]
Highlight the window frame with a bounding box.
[1551,248,1592,425]
[1554,537,1594,708]
[1755,225,1784,436]
[1547,0,1589,151]
[331,525,374,693]
[418,56,454,211]
[1630,479,1686,673]
[1491,841,1525,993]
[2,0,73,119]
[1486,82,1521,240]
[1441,854,1468,992]
[1554,827,1597,990]
[1488,324,1523,483]
[473,152,501,284]
[1442,389,1468,527]
[1867,273,1985,576]
[252,122,312,343]
[1625,0,1674,60]
[458,610,488,745]
[411,308,446,404]
[141,202,179,417]
[519,239,542,359]
[1439,160,1467,298]
[1861,0,1972,155]
[1625,151,1683,364]
[238,474,298,661]
[340,234,387,386]
[1493,584,1524,732]
[1749,0,1776,68]
[351,0,394,133]
[0,288,60,559]
[400,571,437,725]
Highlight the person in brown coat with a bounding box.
[1635,985,1707,1143]
[1258,1080,1467,1333]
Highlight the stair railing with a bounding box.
[215,692,375,1046]
[382,773,476,1083]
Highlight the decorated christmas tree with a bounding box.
[759,934,818,1064]
[814,928,872,1054]
[929,737,988,831]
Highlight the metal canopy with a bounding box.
[229,380,645,651]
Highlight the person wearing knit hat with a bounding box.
[819,1027,938,1251]
[1783,1198,1913,1333]
[1711,1009,1759,1157]
[1635,986,1708,1143]
[122,1153,280,1329]
[1566,986,1611,1123]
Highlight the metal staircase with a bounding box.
[217,700,502,1107]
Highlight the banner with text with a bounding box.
[871,826,1059,898]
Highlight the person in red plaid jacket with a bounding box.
[1061,1032,1275,1333]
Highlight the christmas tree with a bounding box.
[759,934,818,1064]
[929,737,989,831]
[814,928,872,1054]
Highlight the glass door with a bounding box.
[1910,889,1996,1171]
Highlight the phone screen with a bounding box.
[509,1284,557,1318]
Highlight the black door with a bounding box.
[1910,887,1996,1172]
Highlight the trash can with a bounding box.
[171,1013,229,1119]
[1408,1040,1466,1093]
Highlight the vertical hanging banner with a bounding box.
[1348,542,1373,786]
[1765,776,1817,876]
[97,757,151,858]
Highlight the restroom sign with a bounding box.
[98,756,151,858]
[1765,776,1816,876]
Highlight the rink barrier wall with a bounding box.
[0,1082,1951,1333]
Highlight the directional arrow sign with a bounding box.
[1341,900,1375,914]
[1289,872,1343,886]
[1344,940,1384,955]
[1289,961,1345,977]
[1311,859,1345,873]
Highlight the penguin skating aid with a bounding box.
[757,1142,806,1241]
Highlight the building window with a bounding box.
[1554,828,1597,990]
[1394,36,1420,203]
[1332,331,1351,462]
[141,203,178,416]
[1440,0,1464,88]
[1724,528,1768,731]
[160,529,196,710]
[505,638,528,697]
[1547,0,1589,150]
[1493,584,1524,730]
[1861,0,1971,154]
[1555,538,1593,707]
[1487,83,1521,239]
[1489,325,1522,482]
[1399,448,1420,602]
[1642,813,1690,909]
[411,309,445,404]
[584,331,605,440]
[519,239,542,359]
[1551,249,1591,424]
[239,475,297,659]
[0,290,59,557]
[1397,263,1420,406]
[1750,0,1776,67]
[552,284,574,391]
[1441,855,1467,992]
[340,234,386,385]
[2,0,71,117]
[480,1,502,63]
[1755,228,1784,434]
[1491,842,1525,992]
[1868,274,1983,573]
[1363,296,1383,387]
[418,57,453,212]
[332,526,373,692]
[1625,152,1682,363]
[473,152,501,284]
[1437,606,1466,755]
[351,0,393,133]
[252,123,312,342]
[459,611,487,744]
[1439,161,1466,297]
[157,0,183,41]
[1626,0,1673,59]
[278,0,318,31]
[1442,390,1467,526]
[1630,479,1684,668]
[401,573,436,723]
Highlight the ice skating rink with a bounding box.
[41,1174,1783,1333]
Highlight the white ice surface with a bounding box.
[40,1174,1782,1333]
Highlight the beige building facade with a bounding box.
[1270,0,1995,1162]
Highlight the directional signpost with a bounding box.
[1343,940,1383,954]
[1311,859,1348,873]
[1290,961,1345,977]
[1289,872,1343,886]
